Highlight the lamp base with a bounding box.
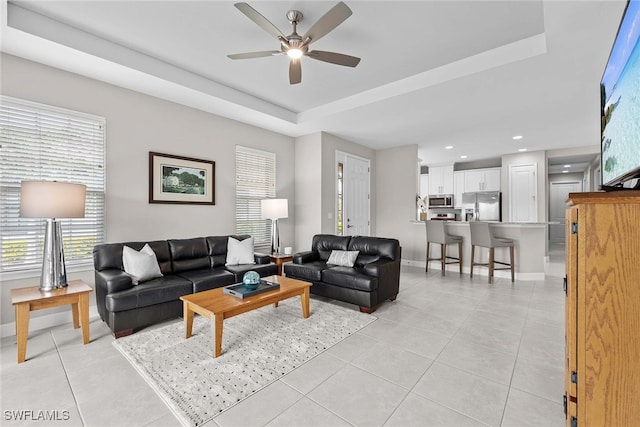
[270,218,280,255]
[40,219,68,292]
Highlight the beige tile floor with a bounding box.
[1,245,566,426]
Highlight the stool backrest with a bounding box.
[469,221,493,247]
[426,220,447,244]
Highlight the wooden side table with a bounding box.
[11,280,93,363]
[270,254,293,276]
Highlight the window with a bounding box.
[235,146,275,249]
[0,96,106,275]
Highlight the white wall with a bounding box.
[293,133,323,252]
[375,145,422,261]
[0,53,295,327]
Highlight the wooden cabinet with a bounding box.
[464,167,501,192]
[428,165,453,195]
[565,191,640,427]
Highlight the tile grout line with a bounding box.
[51,330,86,427]
[496,277,537,427]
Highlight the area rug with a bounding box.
[113,298,376,426]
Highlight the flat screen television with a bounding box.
[600,0,640,189]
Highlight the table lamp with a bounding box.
[20,181,86,291]
[261,198,288,254]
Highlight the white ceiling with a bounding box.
[0,0,626,166]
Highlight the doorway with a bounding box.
[509,163,538,222]
[549,181,582,243]
[336,152,370,236]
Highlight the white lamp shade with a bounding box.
[20,181,86,219]
[261,198,288,220]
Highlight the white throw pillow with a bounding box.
[226,237,255,265]
[122,244,163,285]
[327,250,359,267]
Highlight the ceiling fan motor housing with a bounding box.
[286,10,303,24]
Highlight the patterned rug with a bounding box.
[113,297,376,426]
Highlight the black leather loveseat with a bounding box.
[284,234,401,313]
[93,235,277,337]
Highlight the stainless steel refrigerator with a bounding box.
[461,191,502,221]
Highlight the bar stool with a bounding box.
[425,220,463,276]
[469,221,515,284]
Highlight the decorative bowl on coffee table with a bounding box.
[242,271,260,291]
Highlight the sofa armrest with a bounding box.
[254,253,272,265]
[95,269,134,294]
[361,258,397,278]
[362,258,400,301]
[293,251,319,264]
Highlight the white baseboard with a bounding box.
[401,259,544,281]
[1,306,100,339]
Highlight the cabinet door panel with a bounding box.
[483,168,501,191]
[464,170,483,192]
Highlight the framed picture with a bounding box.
[149,152,215,204]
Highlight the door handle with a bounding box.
[347,225,354,228]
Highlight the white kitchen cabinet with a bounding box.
[428,165,454,195]
[463,167,501,192]
[453,171,465,208]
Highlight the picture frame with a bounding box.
[149,152,215,205]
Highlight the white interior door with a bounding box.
[343,155,370,236]
[549,181,582,242]
[509,163,538,222]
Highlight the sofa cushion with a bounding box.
[169,238,210,272]
[122,244,163,285]
[177,268,236,293]
[311,234,351,261]
[321,266,379,292]
[94,240,172,274]
[284,260,328,282]
[105,275,192,312]
[348,236,400,261]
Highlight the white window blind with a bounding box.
[235,146,275,248]
[0,96,106,274]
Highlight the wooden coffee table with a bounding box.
[180,275,312,358]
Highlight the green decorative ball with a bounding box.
[242,271,260,290]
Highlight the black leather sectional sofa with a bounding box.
[284,234,401,313]
[93,235,277,337]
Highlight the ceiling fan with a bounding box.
[227,2,361,85]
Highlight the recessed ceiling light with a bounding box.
[512,135,523,140]
[562,170,569,173]
[460,155,468,159]
[518,148,527,152]
[445,146,453,150]
[564,164,571,168]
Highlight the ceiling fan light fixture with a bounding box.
[287,48,304,59]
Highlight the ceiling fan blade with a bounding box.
[302,2,352,44]
[307,50,360,67]
[234,3,286,40]
[227,50,282,60]
[289,59,302,85]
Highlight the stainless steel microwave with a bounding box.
[428,194,454,208]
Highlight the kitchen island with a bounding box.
[411,221,548,280]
